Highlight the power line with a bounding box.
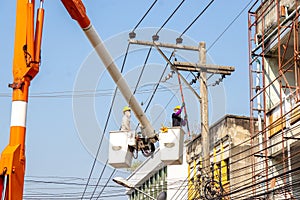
[81,43,131,199]
[96,169,116,200]
[207,0,255,52]
[131,0,158,32]
[133,47,152,95]
[155,0,186,36]
[179,0,215,38]
[0,84,198,99]
[143,52,174,113]
[80,85,117,199]
[90,160,109,199]
[134,51,175,131]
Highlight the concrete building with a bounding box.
[186,115,256,199]
[125,147,188,200]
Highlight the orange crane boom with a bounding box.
[0,0,44,199]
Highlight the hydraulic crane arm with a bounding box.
[0,1,44,199]
[61,0,157,139]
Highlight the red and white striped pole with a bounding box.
[9,78,30,169]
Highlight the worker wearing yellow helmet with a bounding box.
[123,106,131,113]
[121,106,131,131]
[172,102,186,127]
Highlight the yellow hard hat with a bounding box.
[123,106,131,113]
[174,105,181,111]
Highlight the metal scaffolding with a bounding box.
[249,0,300,199]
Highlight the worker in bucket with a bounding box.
[121,106,131,131]
[172,103,186,127]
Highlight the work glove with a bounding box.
[181,102,185,108]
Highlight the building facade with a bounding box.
[125,148,188,200]
[186,115,256,199]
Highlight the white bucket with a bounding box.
[160,127,184,165]
[108,131,133,168]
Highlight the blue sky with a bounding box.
[0,0,251,199]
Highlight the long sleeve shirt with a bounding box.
[172,108,186,127]
[121,111,131,131]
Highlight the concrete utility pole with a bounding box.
[129,39,235,172]
[199,42,209,172]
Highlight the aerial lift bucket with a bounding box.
[108,131,135,168]
[160,127,184,165]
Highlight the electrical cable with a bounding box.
[132,0,158,32]
[96,169,116,199]
[186,124,300,199]
[143,51,175,113]
[28,153,296,198]
[80,43,131,199]
[155,0,186,35]
[172,174,189,200]
[178,122,300,198]
[134,51,175,131]
[133,47,152,95]
[90,159,109,199]
[207,0,255,52]
[80,86,118,200]
[130,0,190,131]
[178,0,215,38]
[122,123,300,199]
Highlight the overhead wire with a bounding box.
[178,0,215,38]
[83,2,182,190]
[90,160,109,199]
[0,84,198,99]
[80,43,131,199]
[143,51,175,114]
[207,0,255,52]
[96,169,116,199]
[133,47,153,95]
[183,123,300,199]
[131,0,158,32]
[130,0,190,125]
[27,152,298,198]
[130,1,187,130]
[10,1,261,199]
[80,86,116,199]
[172,0,257,137]
[165,118,300,198]
[133,51,175,132]
[155,0,186,35]
[130,0,189,121]
[130,0,205,129]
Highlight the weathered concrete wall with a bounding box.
[186,115,257,199]
[186,134,202,164]
[230,145,253,199]
[256,0,300,35]
[209,115,252,149]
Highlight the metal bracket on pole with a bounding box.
[173,61,235,75]
[152,43,202,101]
